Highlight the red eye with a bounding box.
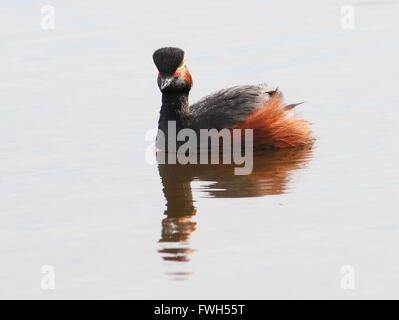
[158,72,161,77]
[173,71,180,77]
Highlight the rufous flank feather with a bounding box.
[232,94,313,149]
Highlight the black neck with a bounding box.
[159,91,190,130]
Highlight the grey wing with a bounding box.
[189,84,278,130]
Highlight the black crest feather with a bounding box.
[153,47,185,74]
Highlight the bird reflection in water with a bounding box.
[157,147,313,271]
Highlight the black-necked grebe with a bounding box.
[153,47,313,150]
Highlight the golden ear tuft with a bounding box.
[176,60,186,72]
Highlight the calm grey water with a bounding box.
[1,0,399,299]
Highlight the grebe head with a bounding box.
[153,47,192,93]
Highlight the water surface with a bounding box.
[1,0,399,299]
